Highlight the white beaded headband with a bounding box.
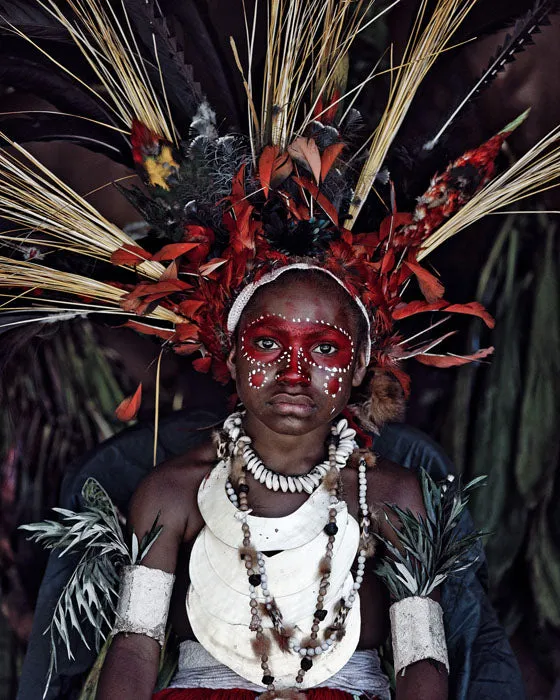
[226,263,372,365]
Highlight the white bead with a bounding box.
[299,648,306,656]
[321,642,329,651]
[314,646,323,655]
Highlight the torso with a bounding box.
[155,436,415,650]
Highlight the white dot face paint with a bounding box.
[240,313,354,397]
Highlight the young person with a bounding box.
[3,2,556,699]
[96,269,447,700]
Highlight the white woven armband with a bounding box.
[390,596,449,675]
[113,564,175,646]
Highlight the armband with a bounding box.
[390,596,449,675]
[113,564,175,646]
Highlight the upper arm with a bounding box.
[127,464,189,575]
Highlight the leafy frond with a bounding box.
[374,470,486,600]
[20,477,163,698]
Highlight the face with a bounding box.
[227,276,368,436]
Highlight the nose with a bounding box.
[275,346,311,386]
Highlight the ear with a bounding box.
[351,348,368,387]
[226,341,238,381]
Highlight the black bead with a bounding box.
[249,573,262,586]
[262,674,274,685]
[300,656,313,671]
[324,522,338,536]
[314,608,327,621]
[238,483,250,493]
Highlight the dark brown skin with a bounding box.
[97,276,448,700]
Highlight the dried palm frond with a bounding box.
[419,121,560,259]
[20,477,162,698]
[0,135,164,280]
[347,0,477,227]
[375,470,485,600]
[6,0,176,141]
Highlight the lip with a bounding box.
[268,392,316,416]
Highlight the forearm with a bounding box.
[396,659,448,700]
[96,633,160,700]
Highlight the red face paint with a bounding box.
[327,375,341,396]
[249,371,266,388]
[242,315,354,369]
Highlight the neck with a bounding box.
[242,413,331,475]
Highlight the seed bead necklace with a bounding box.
[220,413,373,697]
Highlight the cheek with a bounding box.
[248,369,269,389]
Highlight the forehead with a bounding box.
[239,276,357,333]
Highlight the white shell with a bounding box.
[279,475,288,492]
[253,463,265,480]
[287,476,296,493]
[187,508,361,688]
[336,418,348,434]
[294,477,304,493]
[265,470,274,490]
[341,428,356,440]
[271,473,280,491]
[198,461,333,549]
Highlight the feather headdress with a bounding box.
[0,0,559,424]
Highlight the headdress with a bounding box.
[1,0,559,425]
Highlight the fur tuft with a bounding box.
[349,369,405,433]
[251,634,271,658]
[229,454,245,486]
[323,466,339,492]
[239,545,257,562]
[319,556,332,575]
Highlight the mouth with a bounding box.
[268,392,316,416]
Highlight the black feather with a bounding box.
[423,0,560,151]
[123,0,204,129]
[0,113,133,167]
[0,0,69,41]
[262,199,341,257]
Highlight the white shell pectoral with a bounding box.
[192,412,372,692]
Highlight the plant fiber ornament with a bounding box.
[390,596,449,675]
[113,564,176,646]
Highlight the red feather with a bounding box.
[151,243,199,261]
[192,356,212,373]
[110,244,151,266]
[320,142,345,182]
[405,260,445,303]
[114,383,142,421]
[416,346,495,367]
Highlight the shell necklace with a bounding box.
[222,412,357,499]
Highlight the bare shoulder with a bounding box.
[367,454,425,517]
[128,437,216,545]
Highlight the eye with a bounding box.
[314,342,337,356]
[255,337,280,351]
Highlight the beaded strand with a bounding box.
[218,412,373,694]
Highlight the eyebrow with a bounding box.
[245,320,351,339]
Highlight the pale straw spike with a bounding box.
[0,136,165,280]
[347,0,477,229]
[34,0,175,141]
[0,257,184,326]
[418,124,560,260]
